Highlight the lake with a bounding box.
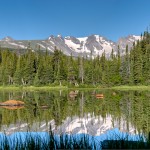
[0,89,149,141]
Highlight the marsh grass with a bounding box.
[0,131,150,149]
[101,132,150,149]
[0,132,97,150]
[110,85,150,91]
[0,85,149,91]
[0,86,68,91]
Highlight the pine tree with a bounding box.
[67,55,76,86]
[100,51,109,85]
[140,34,150,84]
[121,45,130,84]
[78,56,84,84]
[132,41,143,84]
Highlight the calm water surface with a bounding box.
[0,89,149,140]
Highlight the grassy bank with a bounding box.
[110,85,150,91]
[0,85,149,91]
[0,86,68,91]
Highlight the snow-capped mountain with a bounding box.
[0,34,141,57]
[1,36,14,41]
[64,35,116,57]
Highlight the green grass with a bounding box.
[101,139,150,149]
[0,132,97,150]
[100,131,150,149]
[1,132,150,149]
[110,85,150,91]
[101,134,150,149]
[0,126,150,150]
[0,85,149,91]
[0,85,68,91]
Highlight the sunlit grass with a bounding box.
[0,85,149,91]
[110,85,150,91]
[0,86,68,91]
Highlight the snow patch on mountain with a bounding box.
[95,35,101,42]
[48,41,54,45]
[132,35,141,40]
[2,36,14,41]
[0,34,141,57]
[7,42,27,48]
[64,38,80,51]
[77,37,88,43]
[37,43,46,49]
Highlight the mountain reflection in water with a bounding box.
[0,114,137,137]
[0,90,149,139]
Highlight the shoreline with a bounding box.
[0,85,149,91]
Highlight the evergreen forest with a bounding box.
[0,31,149,87]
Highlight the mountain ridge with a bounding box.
[0,34,141,57]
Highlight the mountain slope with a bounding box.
[0,34,141,57]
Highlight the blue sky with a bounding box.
[0,0,150,41]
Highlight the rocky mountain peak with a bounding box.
[0,34,140,57]
[2,36,14,41]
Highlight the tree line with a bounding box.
[0,31,149,87]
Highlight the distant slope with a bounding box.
[0,35,141,57]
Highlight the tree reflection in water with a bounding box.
[0,90,149,138]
